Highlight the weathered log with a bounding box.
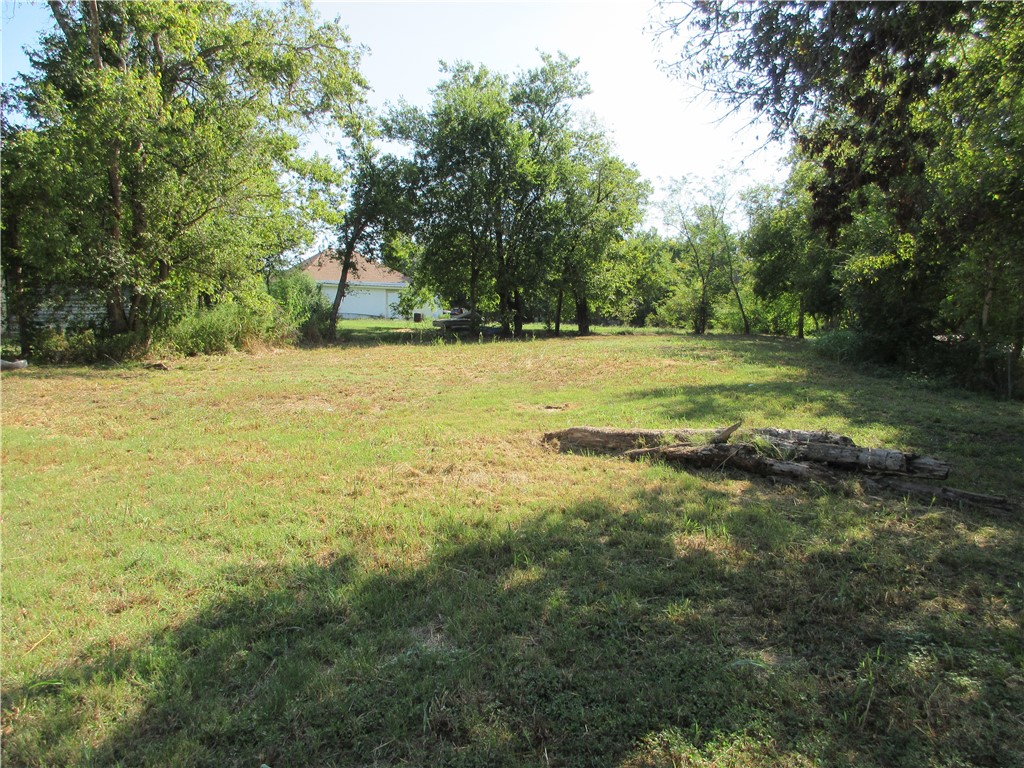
[542,426,715,454]
[542,425,1007,511]
[905,455,952,480]
[772,440,907,473]
[545,425,950,479]
[868,478,1011,511]
[770,440,950,479]
[0,359,28,371]
[624,442,837,483]
[753,428,854,446]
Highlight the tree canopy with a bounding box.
[387,54,648,335]
[2,0,367,345]
[658,0,1024,389]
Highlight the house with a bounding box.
[298,250,440,321]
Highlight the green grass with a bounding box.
[2,327,1022,767]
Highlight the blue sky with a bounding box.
[2,1,788,216]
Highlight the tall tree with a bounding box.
[549,131,649,335]
[388,54,591,335]
[656,1,978,230]
[660,176,741,335]
[659,1,1024,386]
[326,136,417,339]
[742,164,839,338]
[3,0,367,342]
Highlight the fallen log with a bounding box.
[624,442,836,483]
[753,428,854,446]
[541,426,716,454]
[867,478,1011,511]
[542,425,1004,510]
[0,359,28,371]
[544,425,949,479]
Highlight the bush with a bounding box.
[30,328,96,364]
[29,327,146,364]
[268,271,331,342]
[810,328,876,364]
[164,294,282,357]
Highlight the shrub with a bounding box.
[810,328,872,363]
[31,328,94,364]
[28,327,146,364]
[164,305,238,356]
[163,294,283,357]
[268,271,331,342]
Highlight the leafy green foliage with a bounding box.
[387,54,647,336]
[659,176,747,334]
[268,270,333,342]
[2,0,367,347]
[161,290,282,357]
[662,1,1024,390]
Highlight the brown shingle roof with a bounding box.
[299,250,408,285]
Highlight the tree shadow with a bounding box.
[5,481,1022,767]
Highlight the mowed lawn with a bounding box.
[2,327,1022,767]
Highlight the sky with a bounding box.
[1,0,790,225]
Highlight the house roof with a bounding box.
[299,250,409,286]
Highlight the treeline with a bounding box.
[2,1,1021,395]
[656,0,1024,394]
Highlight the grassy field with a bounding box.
[2,324,1022,767]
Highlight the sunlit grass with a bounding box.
[2,329,1022,766]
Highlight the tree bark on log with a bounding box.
[623,442,837,483]
[752,428,854,446]
[540,426,716,455]
[867,478,1010,511]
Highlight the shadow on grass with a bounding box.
[323,322,684,348]
[6,482,1022,767]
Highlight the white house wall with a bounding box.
[318,282,441,320]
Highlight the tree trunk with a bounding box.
[327,247,356,341]
[513,290,524,337]
[730,265,750,334]
[470,251,480,319]
[695,283,708,335]
[554,287,564,336]
[797,297,805,340]
[498,290,511,336]
[867,478,1010,511]
[575,291,591,335]
[107,290,130,335]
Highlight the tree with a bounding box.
[742,164,839,338]
[656,1,979,230]
[548,130,649,335]
[589,231,676,328]
[660,176,743,335]
[388,54,593,335]
[326,136,417,339]
[2,0,367,343]
[659,1,1024,388]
